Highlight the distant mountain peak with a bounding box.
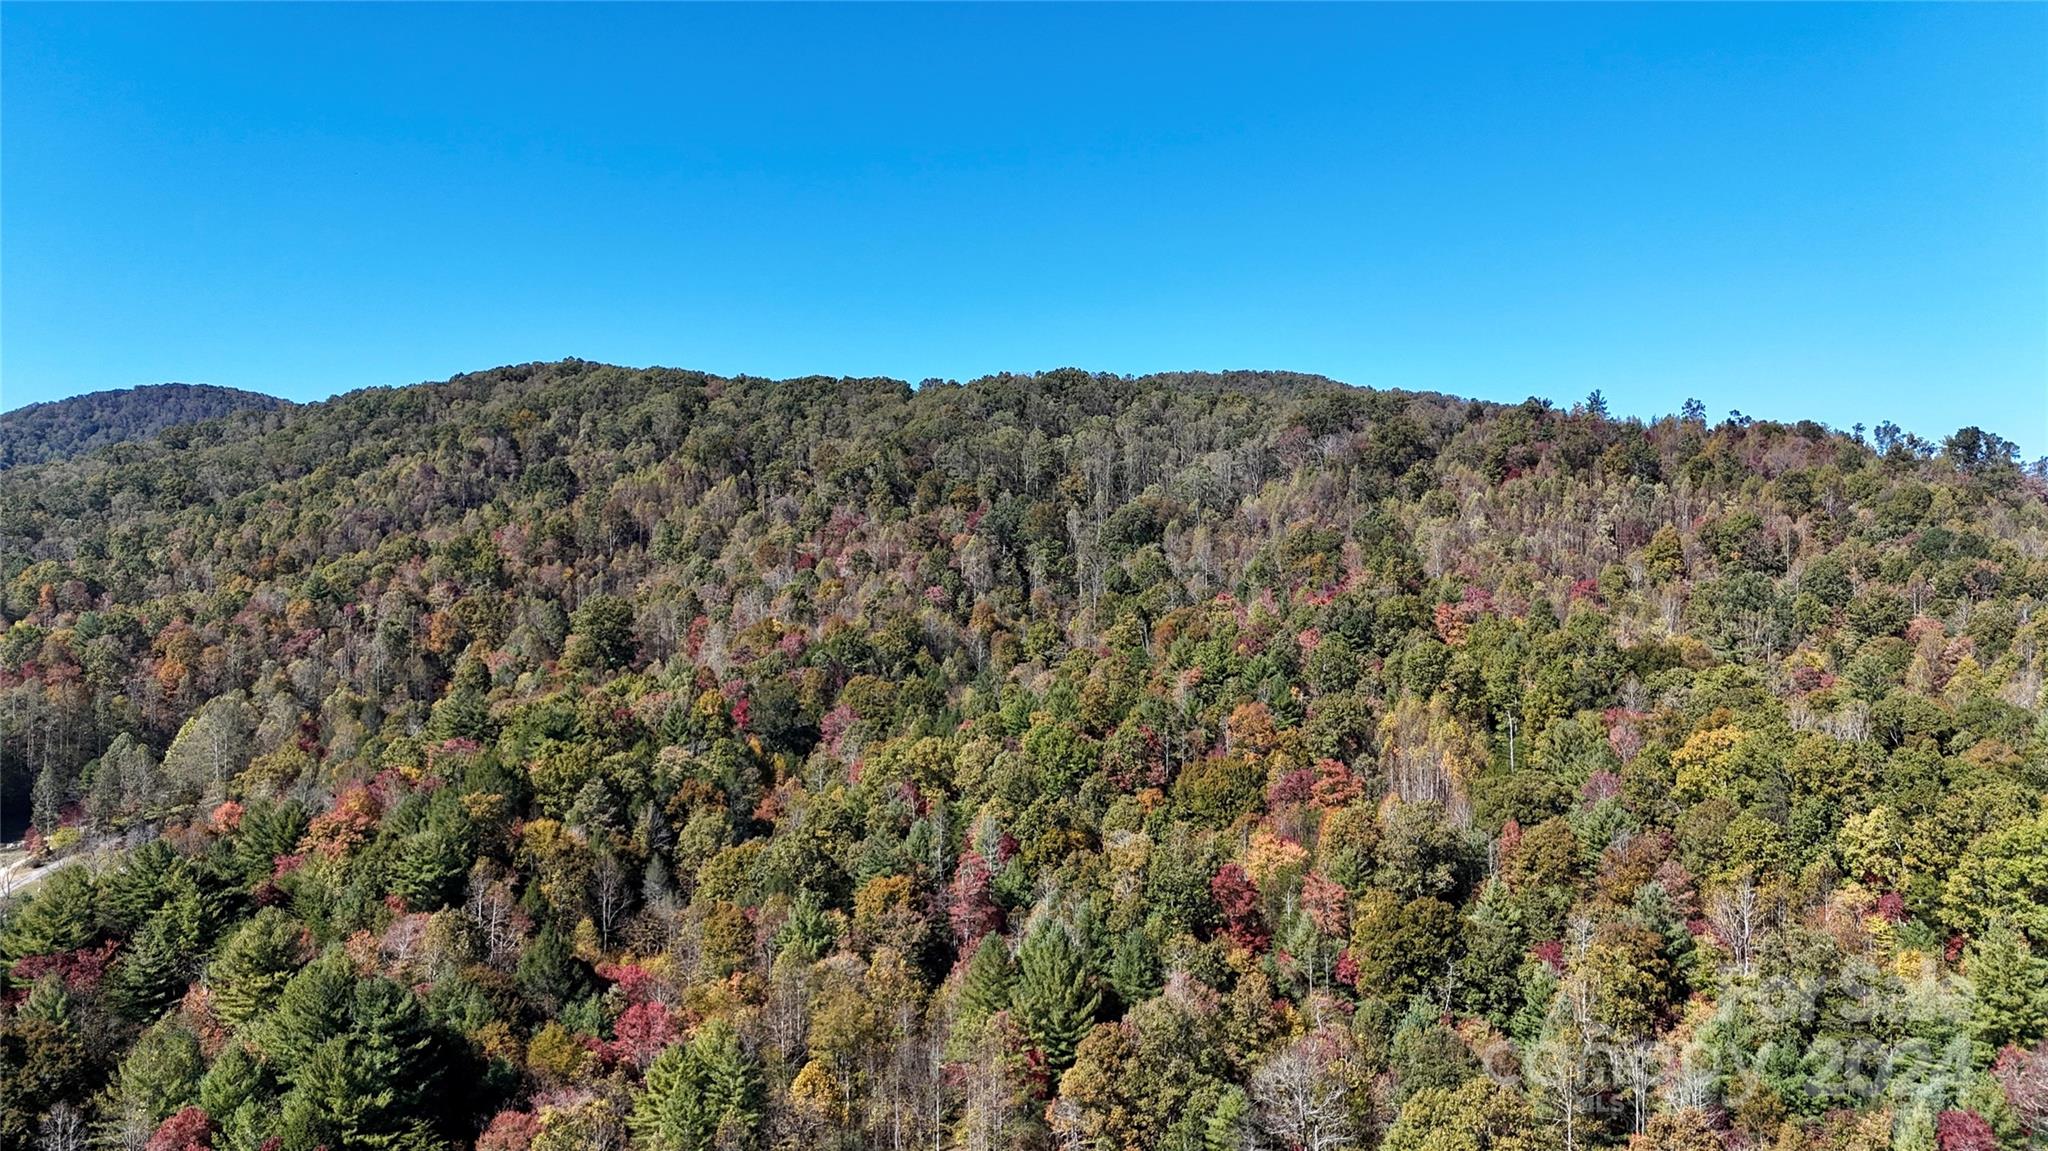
[0,382,290,469]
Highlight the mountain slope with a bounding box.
[0,361,2043,1151]
[0,382,290,469]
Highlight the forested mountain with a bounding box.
[0,360,2043,1151]
[0,384,290,471]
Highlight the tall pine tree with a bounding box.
[629,1019,762,1151]
[954,934,1016,1047]
[1012,922,1100,1076]
[209,908,308,1030]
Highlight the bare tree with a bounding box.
[1251,1029,1356,1151]
[765,954,813,1067]
[1615,1039,1656,1135]
[1526,919,1603,1151]
[1707,879,1762,977]
[39,1104,88,1151]
[592,849,630,948]
[1659,1045,1714,1114]
[956,1037,1014,1151]
[163,692,255,801]
[464,860,523,967]
[1525,1026,1598,1151]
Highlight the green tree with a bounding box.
[1382,1076,1541,1151]
[0,1012,87,1148]
[111,884,205,1021]
[516,926,590,1014]
[953,935,1016,1043]
[86,733,166,821]
[234,799,309,884]
[390,827,469,911]
[1967,920,2048,1063]
[1351,891,1463,1001]
[253,952,357,1071]
[775,889,838,962]
[0,865,96,984]
[1642,525,1686,584]
[563,593,637,672]
[1012,921,1100,1076]
[259,967,446,1151]
[209,907,307,1030]
[105,1022,205,1142]
[1944,812,2048,944]
[29,761,65,837]
[1107,925,1162,1008]
[200,1043,274,1150]
[1202,1085,1251,1151]
[629,1020,762,1151]
[276,1036,445,1151]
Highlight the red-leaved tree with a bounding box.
[610,1000,680,1071]
[1212,862,1269,951]
[145,1107,213,1151]
[948,850,1003,945]
[1936,1109,1998,1151]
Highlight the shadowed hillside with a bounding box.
[0,382,290,470]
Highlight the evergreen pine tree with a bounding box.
[428,684,492,744]
[390,827,467,910]
[254,953,356,1073]
[208,908,307,1030]
[198,1042,280,1151]
[0,1012,86,1148]
[1968,920,2048,1062]
[1011,922,1100,1075]
[267,971,446,1150]
[0,865,97,983]
[111,887,203,1022]
[694,1020,763,1129]
[1202,1085,1250,1151]
[516,926,588,1013]
[629,1020,762,1151]
[198,1043,264,1118]
[1107,925,1161,1009]
[346,975,442,1116]
[106,1023,204,1137]
[20,974,73,1026]
[632,1041,718,1151]
[29,761,65,837]
[234,800,309,885]
[97,841,182,935]
[955,934,1016,1042]
[775,889,837,962]
[277,1037,383,1151]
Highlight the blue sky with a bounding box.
[4,3,2044,454]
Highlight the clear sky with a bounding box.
[4,3,2044,455]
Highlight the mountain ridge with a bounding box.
[0,382,291,470]
[12,360,2028,477]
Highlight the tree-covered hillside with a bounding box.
[0,361,2043,1151]
[0,384,291,471]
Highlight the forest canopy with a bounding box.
[0,384,290,471]
[0,361,2043,1151]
